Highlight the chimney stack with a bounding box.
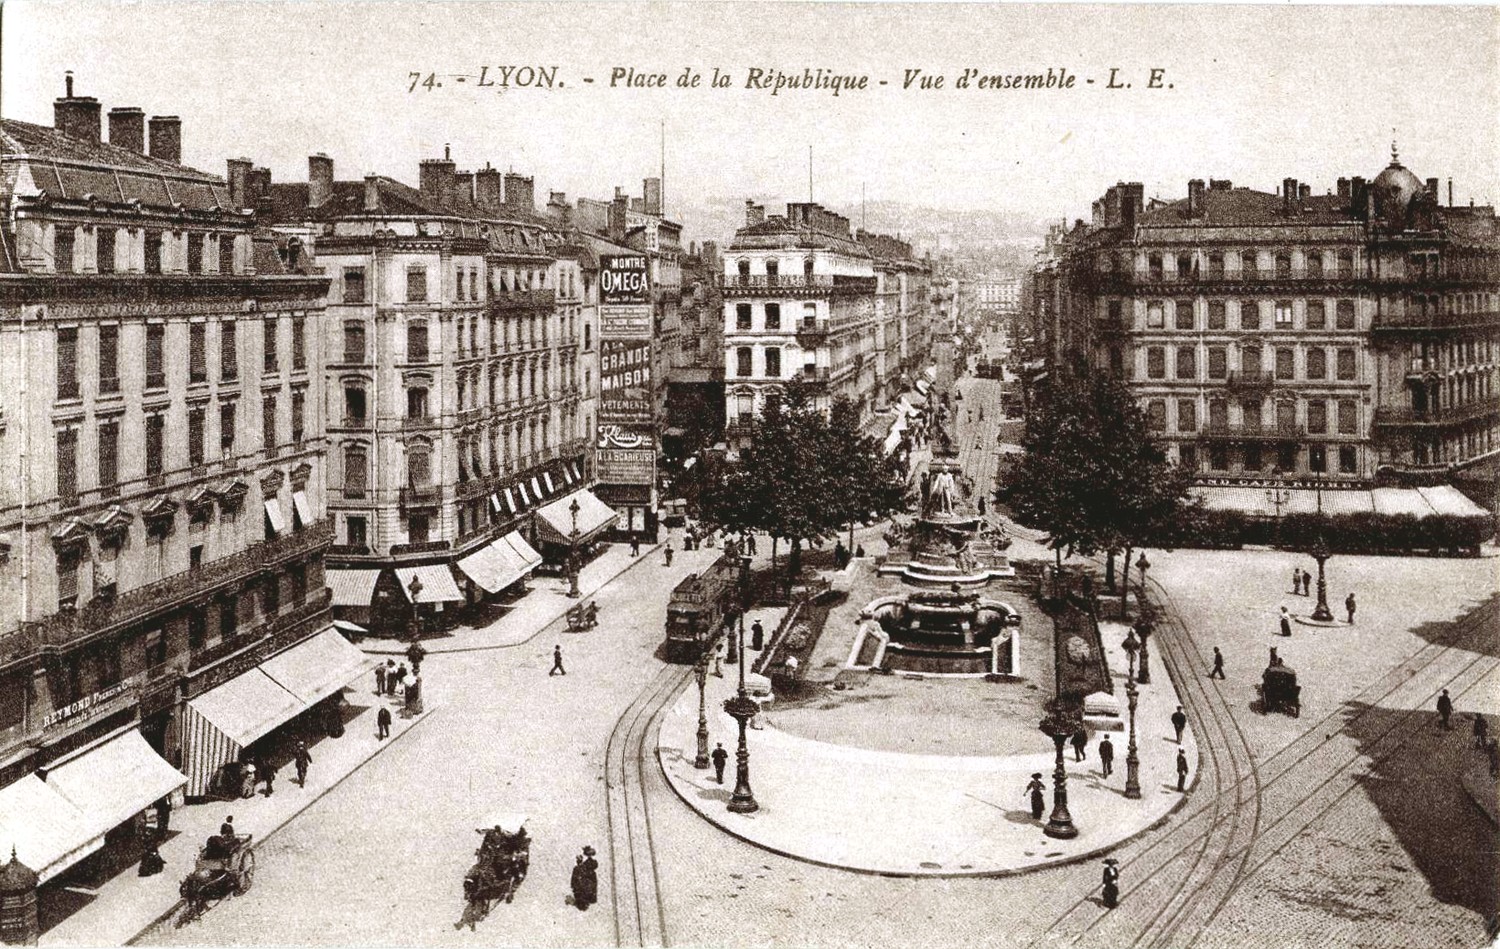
[108,107,145,153]
[419,153,457,209]
[1337,177,1351,203]
[475,167,502,211]
[1120,182,1144,231]
[1282,178,1298,211]
[744,200,765,227]
[1426,177,1439,199]
[1209,179,1232,191]
[454,171,475,209]
[148,116,181,163]
[1299,183,1311,201]
[227,158,253,209]
[364,174,380,212]
[54,71,102,142]
[1187,178,1205,217]
[609,192,628,241]
[503,173,534,212]
[249,168,272,209]
[308,153,334,208]
[643,177,662,216]
[1448,179,1454,207]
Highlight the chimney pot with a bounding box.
[1282,178,1298,210]
[1425,177,1439,199]
[54,75,102,142]
[65,70,74,98]
[419,154,457,209]
[147,115,182,163]
[108,107,145,153]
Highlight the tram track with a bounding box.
[603,662,694,948]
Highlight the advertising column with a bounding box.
[596,254,657,539]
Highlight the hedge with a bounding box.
[1146,507,1493,556]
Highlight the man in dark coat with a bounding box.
[550,645,566,676]
[711,742,728,784]
[1176,748,1190,791]
[577,846,599,910]
[1101,858,1120,908]
[1210,647,1226,679]
[751,620,765,652]
[1025,772,1046,820]
[1345,593,1356,625]
[293,741,312,787]
[1070,727,1088,762]
[259,755,275,796]
[154,796,172,836]
[1098,735,1115,777]
[376,663,387,696]
[1171,706,1188,744]
[1474,713,1490,750]
[377,705,392,740]
[1291,567,1302,596]
[1437,689,1453,729]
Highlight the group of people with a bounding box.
[1287,567,1358,625]
[1439,692,1500,777]
[375,655,424,720]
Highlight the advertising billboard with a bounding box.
[599,339,653,425]
[596,254,656,497]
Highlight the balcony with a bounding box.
[489,289,556,311]
[1373,395,1500,429]
[1199,422,1304,442]
[1372,309,1500,335]
[1226,370,1275,394]
[399,484,442,508]
[187,589,332,674]
[796,321,831,344]
[19,521,332,654]
[1094,318,1128,339]
[389,539,450,556]
[402,415,439,432]
[725,275,878,297]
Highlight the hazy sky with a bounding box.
[3,1,1496,242]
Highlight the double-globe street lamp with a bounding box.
[723,554,759,813]
[1121,627,1143,799]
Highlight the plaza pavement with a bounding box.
[658,612,1198,876]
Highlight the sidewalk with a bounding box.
[658,615,1197,876]
[40,689,436,947]
[360,540,663,656]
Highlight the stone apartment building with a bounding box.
[0,78,363,881]
[1028,153,1500,491]
[858,229,933,413]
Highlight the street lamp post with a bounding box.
[722,554,758,813]
[693,653,710,769]
[566,498,582,599]
[1122,628,1142,799]
[1134,553,1152,685]
[406,576,424,642]
[1309,534,1335,622]
[1038,698,1082,838]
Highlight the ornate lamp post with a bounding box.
[566,497,582,598]
[1038,698,1082,838]
[1309,534,1335,622]
[723,554,759,812]
[406,575,424,642]
[1134,553,1153,685]
[693,653,711,769]
[1121,627,1142,799]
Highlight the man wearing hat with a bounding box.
[1101,858,1120,908]
[711,742,729,785]
[576,846,599,910]
[1176,747,1190,791]
[1025,772,1046,820]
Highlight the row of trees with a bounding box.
[998,372,1193,592]
[699,383,908,584]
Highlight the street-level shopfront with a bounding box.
[531,490,620,570]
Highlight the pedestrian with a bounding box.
[220,815,236,838]
[550,644,566,676]
[375,662,387,696]
[406,640,427,676]
[664,543,674,567]
[393,663,408,695]
[1437,689,1453,729]
[570,855,586,909]
[747,533,757,556]
[1210,647,1226,679]
[1101,858,1120,908]
[154,796,172,836]
[978,496,987,515]
[138,841,165,877]
[630,536,640,557]
[1489,738,1500,779]
[855,544,865,559]
[751,619,765,651]
[1025,772,1046,820]
[1171,706,1187,744]
[578,846,599,910]
[259,755,275,797]
[377,704,392,740]
[384,659,397,694]
[1098,735,1114,777]
[1474,714,1489,750]
[1292,566,1303,596]
[293,740,311,787]
[711,742,728,784]
[1176,748,1190,791]
[239,760,257,799]
[1070,727,1088,762]
[1279,607,1292,638]
[1345,593,1356,625]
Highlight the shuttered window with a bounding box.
[1336,349,1356,380]
[188,406,206,466]
[99,324,119,393]
[189,323,207,382]
[264,317,279,372]
[219,234,235,274]
[187,233,204,274]
[98,420,119,492]
[292,317,306,370]
[1306,300,1326,329]
[97,228,117,274]
[1337,400,1357,434]
[146,323,166,389]
[145,414,165,478]
[1306,349,1326,379]
[221,321,238,381]
[56,428,78,501]
[54,228,75,273]
[56,327,79,400]
[262,394,278,450]
[220,401,236,455]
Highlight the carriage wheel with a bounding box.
[235,850,257,894]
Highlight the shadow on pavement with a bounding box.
[1404,593,1500,659]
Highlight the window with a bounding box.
[219,592,238,639]
[1179,444,1198,470]
[291,390,306,443]
[1275,254,1292,278]
[406,266,428,302]
[1175,348,1196,379]
[1240,300,1260,330]
[1242,399,1263,428]
[1307,400,1328,434]
[765,347,781,378]
[1148,253,1163,280]
[263,318,279,372]
[189,323,207,383]
[145,414,165,478]
[1147,400,1166,432]
[1241,346,1261,374]
[261,575,280,617]
[1275,347,1295,379]
[1208,301,1226,330]
[1308,347,1338,383]
[1275,301,1294,329]
[1177,399,1197,433]
[343,321,366,363]
[1337,250,1354,276]
[97,228,116,274]
[345,445,368,498]
[56,327,79,399]
[145,323,166,388]
[56,428,78,502]
[187,233,204,274]
[408,512,430,544]
[1307,252,1323,277]
[292,318,306,370]
[406,385,429,419]
[188,611,207,650]
[1210,445,1229,471]
[1308,445,1327,473]
[188,405,206,466]
[344,385,367,424]
[261,394,277,450]
[1176,253,1192,278]
[218,234,234,274]
[98,420,119,492]
[54,227,75,272]
[1244,444,1263,471]
[1336,348,1356,380]
[736,304,752,330]
[219,401,237,456]
[407,320,429,362]
[144,230,163,274]
[1107,300,1122,325]
[1208,347,1227,379]
[221,321,238,381]
[1306,300,1326,330]
[1175,300,1194,330]
[765,303,781,330]
[1209,400,1228,428]
[1274,442,1295,471]
[737,347,753,377]
[1336,300,1355,330]
[1146,347,1165,379]
[407,445,431,486]
[1339,446,1357,474]
[1146,302,1165,328]
[1207,253,1224,279]
[1337,400,1357,435]
[1276,400,1296,432]
[765,259,779,284]
[346,514,368,547]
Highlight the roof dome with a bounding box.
[1372,144,1425,216]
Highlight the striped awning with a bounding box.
[327,569,381,608]
[0,775,103,883]
[535,490,619,545]
[395,564,464,603]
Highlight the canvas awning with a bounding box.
[535,490,619,545]
[456,542,513,594]
[504,487,518,513]
[291,490,314,527]
[395,564,464,603]
[45,730,186,845]
[264,498,288,534]
[1419,484,1490,517]
[0,775,103,883]
[259,627,375,708]
[543,472,556,494]
[326,568,381,608]
[490,532,543,586]
[183,669,305,796]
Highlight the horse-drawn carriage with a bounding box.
[1258,648,1301,717]
[178,834,255,920]
[565,601,599,632]
[461,814,530,924]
